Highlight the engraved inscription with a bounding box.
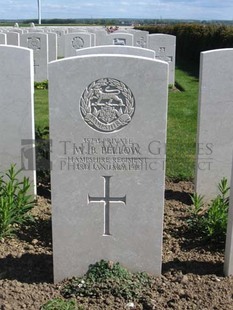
[27,37,41,50]
[72,36,84,49]
[80,78,135,133]
[88,176,126,236]
[155,47,173,62]
[61,156,164,171]
[113,38,126,45]
[136,37,146,48]
[59,138,166,171]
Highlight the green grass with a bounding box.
[166,67,199,180]
[34,88,49,130]
[34,66,199,181]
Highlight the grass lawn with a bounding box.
[34,65,199,181]
[166,67,199,180]
[34,88,49,131]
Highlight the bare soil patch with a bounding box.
[0,181,232,309]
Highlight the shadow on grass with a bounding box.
[0,253,53,283]
[176,58,199,79]
[162,259,223,276]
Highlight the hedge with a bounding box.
[136,24,233,64]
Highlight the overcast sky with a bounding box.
[1,0,233,20]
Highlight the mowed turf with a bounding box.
[166,67,199,180]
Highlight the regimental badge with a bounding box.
[80,78,135,133]
[136,37,147,48]
[72,36,84,49]
[27,37,41,50]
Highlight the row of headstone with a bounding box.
[5,43,233,278]
[4,44,233,283]
[49,46,233,281]
[21,33,49,82]
[0,27,176,84]
[0,31,51,82]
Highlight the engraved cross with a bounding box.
[156,47,173,62]
[88,176,126,236]
[34,60,39,74]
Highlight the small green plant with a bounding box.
[188,177,229,242]
[61,260,153,302]
[35,80,48,89]
[41,298,83,310]
[35,126,49,139]
[0,165,34,238]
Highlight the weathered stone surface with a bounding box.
[49,54,168,282]
[76,45,155,58]
[148,34,176,85]
[0,45,36,195]
[21,32,48,82]
[195,48,233,200]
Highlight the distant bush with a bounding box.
[136,24,233,64]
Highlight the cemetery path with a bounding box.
[0,182,232,309]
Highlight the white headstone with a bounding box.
[148,34,176,85]
[49,55,168,282]
[53,29,67,58]
[64,33,92,57]
[128,29,149,48]
[48,32,57,62]
[114,29,128,33]
[224,155,233,276]
[90,33,96,47]
[11,29,24,34]
[68,27,87,33]
[104,33,133,46]
[6,32,20,46]
[0,45,36,195]
[28,29,45,33]
[94,30,107,46]
[0,33,6,44]
[75,45,155,58]
[195,49,233,201]
[21,32,48,81]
